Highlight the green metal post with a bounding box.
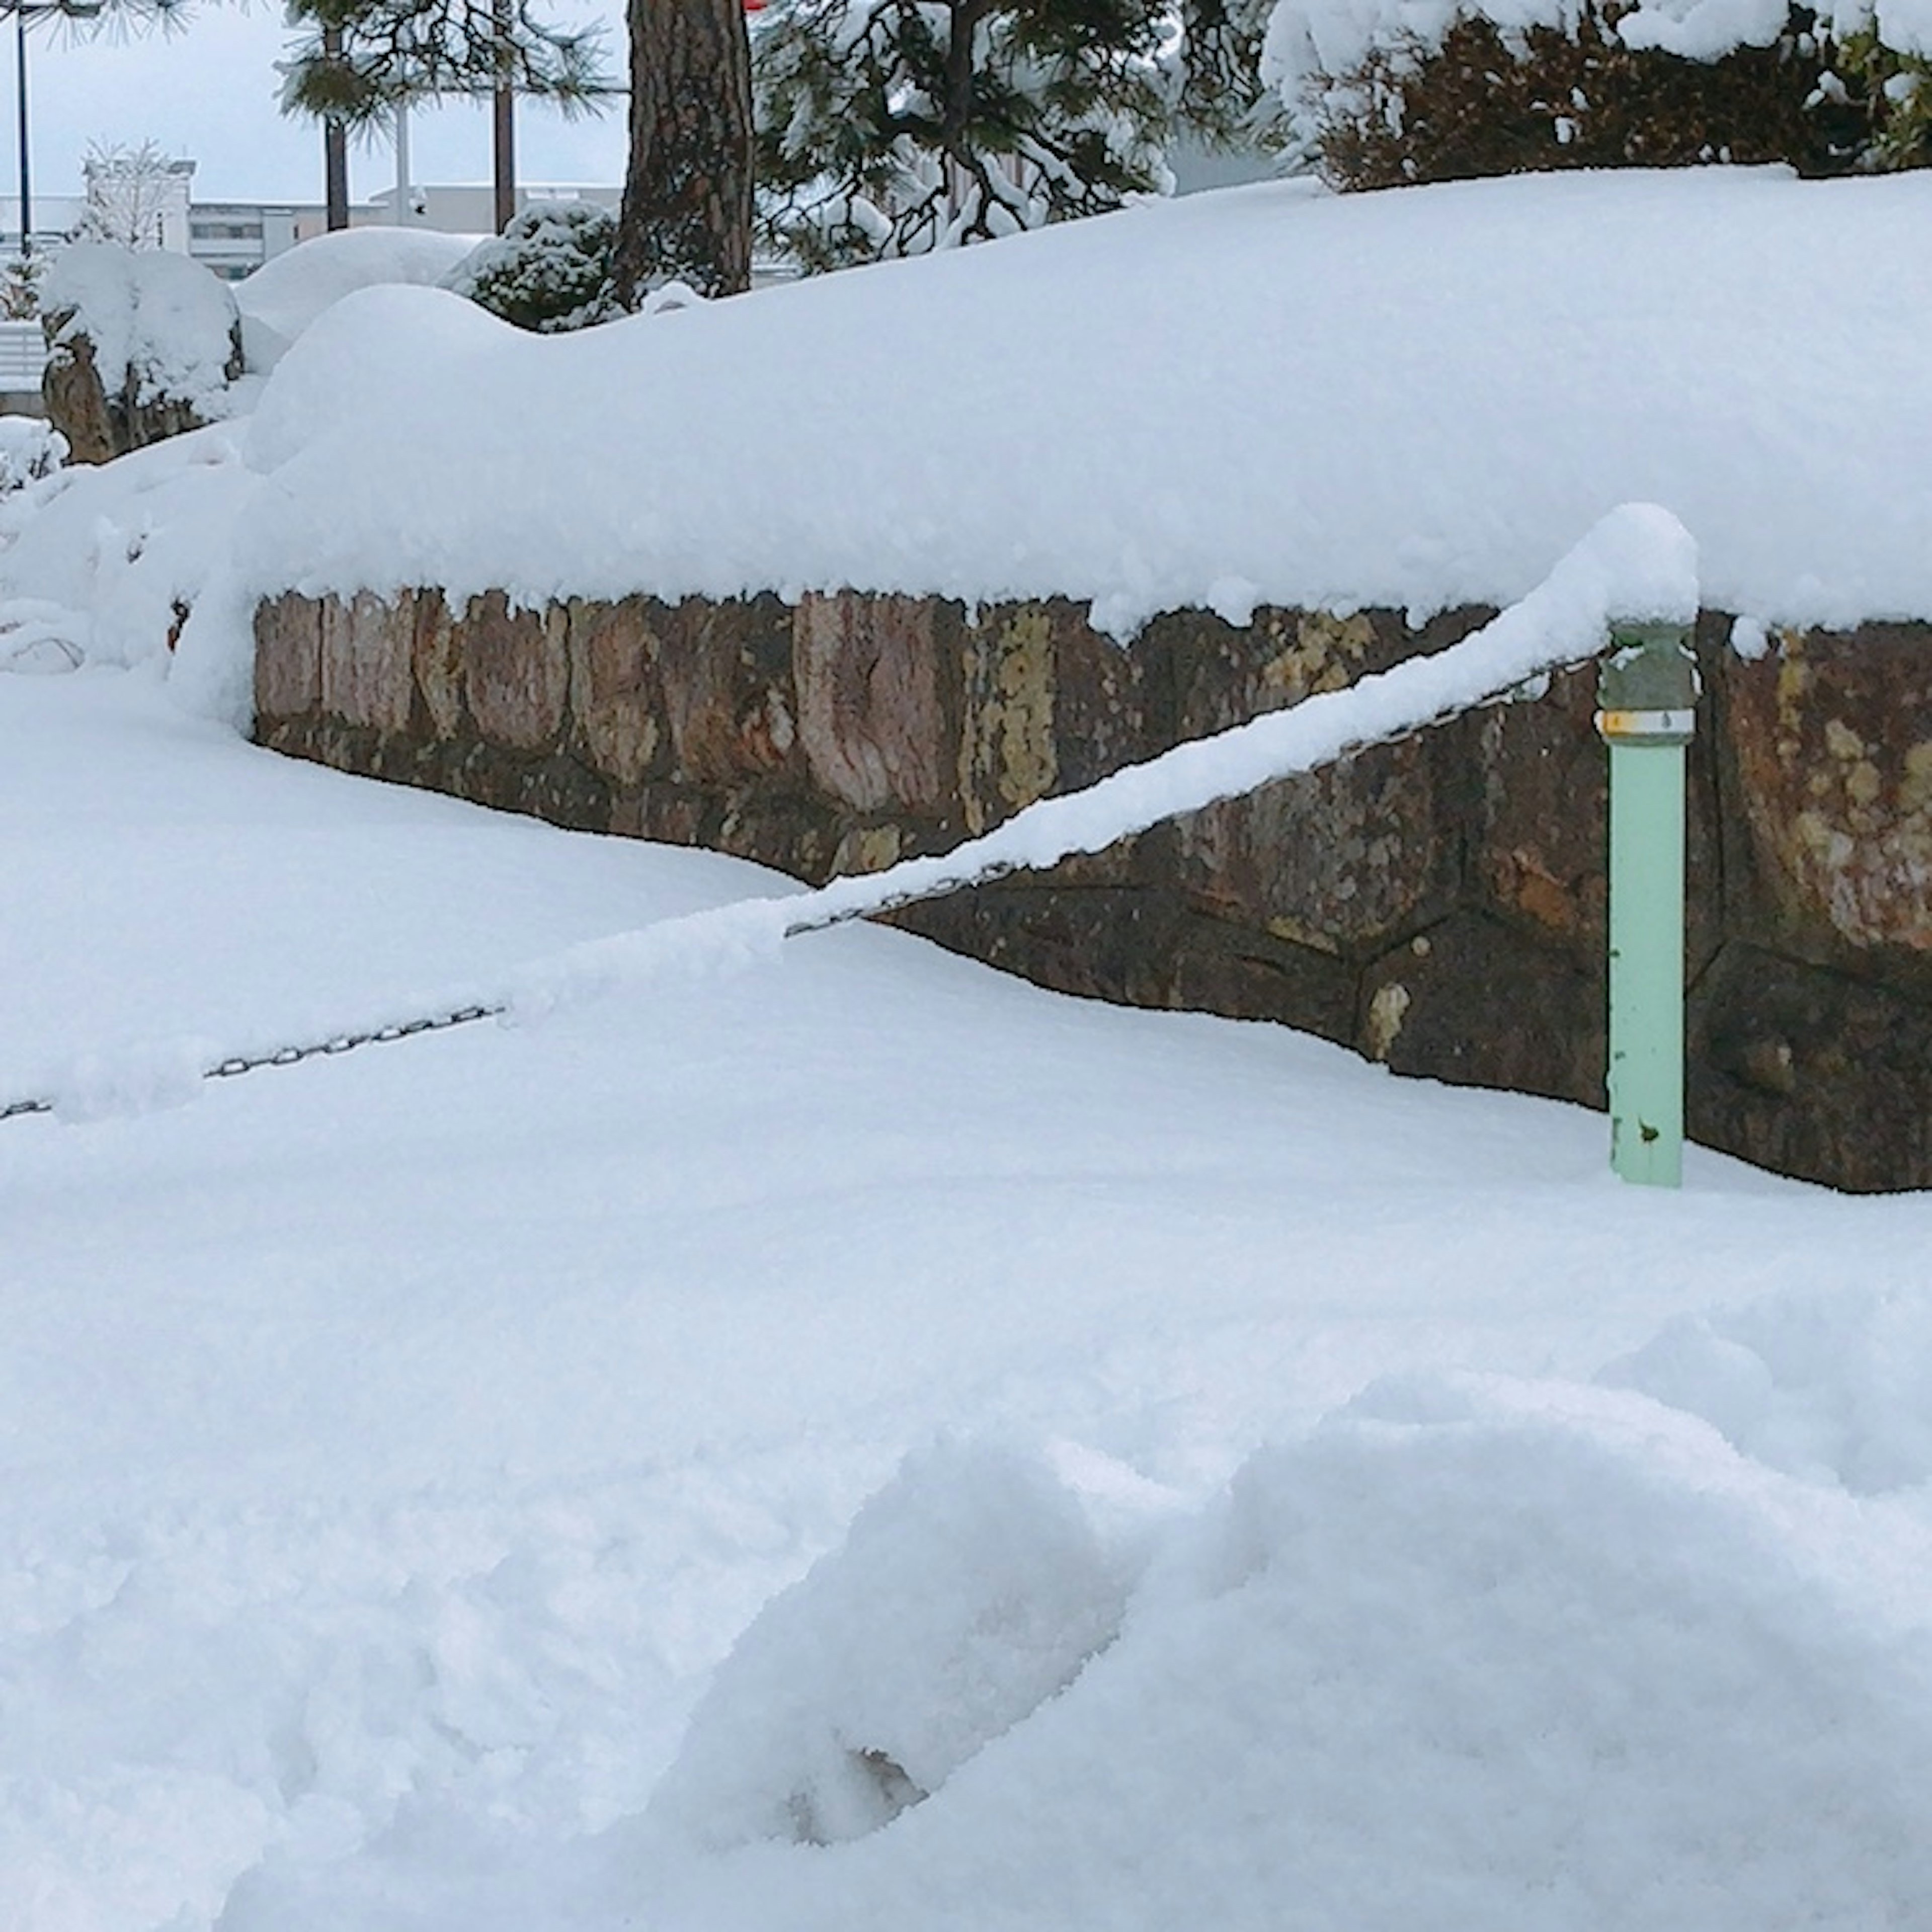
[1596,622,1698,1187]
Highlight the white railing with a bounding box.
[0,320,46,393]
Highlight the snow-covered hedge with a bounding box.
[440,201,620,334]
[1262,0,1931,183]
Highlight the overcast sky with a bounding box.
[20,1,630,205]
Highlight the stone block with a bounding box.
[569,598,666,788]
[658,597,799,787]
[320,591,414,736]
[1691,940,1932,1191]
[412,592,465,738]
[463,591,569,752]
[1358,912,1604,1107]
[1723,623,1932,970]
[958,603,1058,833]
[1168,726,1461,961]
[253,594,323,721]
[795,591,953,817]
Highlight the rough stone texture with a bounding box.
[40,307,244,465]
[320,592,415,738]
[253,587,1932,1192]
[796,592,953,817]
[463,593,570,752]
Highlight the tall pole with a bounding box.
[1596,622,1698,1187]
[322,21,350,230]
[15,5,30,256]
[491,0,514,230]
[393,98,412,222]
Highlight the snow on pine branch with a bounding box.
[2,504,1692,1124]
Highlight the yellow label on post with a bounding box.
[1596,707,1696,741]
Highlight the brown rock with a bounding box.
[320,592,414,736]
[412,592,465,738]
[463,591,568,751]
[1725,623,1932,962]
[569,598,665,787]
[253,594,323,721]
[795,591,952,817]
[657,597,797,786]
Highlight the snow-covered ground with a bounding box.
[7,660,1932,1932]
[5,170,1932,1930]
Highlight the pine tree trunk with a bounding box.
[610,0,754,303]
[323,26,350,233]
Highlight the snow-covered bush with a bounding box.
[1261,0,1909,186]
[40,243,243,462]
[0,416,66,496]
[440,201,620,333]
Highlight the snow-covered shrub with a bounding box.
[440,201,619,334]
[0,416,66,495]
[40,243,243,462]
[1262,0,1896,187]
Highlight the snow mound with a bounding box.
[646,1441,1139,1850]
[1601,1284,1932,1494]
[658,1384,1932,1930]
[235,226,481,374]
[226,169,1932,634]
[43,244,240,420]
[244,284,514,480]
[0,422,253,671]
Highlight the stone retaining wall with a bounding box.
[254,587,1932,1191]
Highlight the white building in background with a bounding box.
[2,167,622,285]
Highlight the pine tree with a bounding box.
[749,0,1273,269]
[608,0,756,301]
[278,0,613,147]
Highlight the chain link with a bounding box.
[201,1004,505,1084]
[2,1003,505,1125]
[0,855,1030,1127]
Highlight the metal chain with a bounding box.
[201,1003,506,1083]
[2,1003,505,1125]
[0,856,1028,1126]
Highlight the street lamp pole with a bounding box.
[11,1,100,258]
[15,5,30,255]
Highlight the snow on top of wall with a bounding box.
[233,225,481,375]
[230,168,1932,638]
[43,243,240,417]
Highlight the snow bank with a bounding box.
[234,226,481,375]
[6,170,1930,695]
[226,168,1932,637]
[648,1380,1932,1930]
[43,243,240,420]
[0,422,253,672]
[647,1442,1139,1850]
[1603,1284,1932,1494]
